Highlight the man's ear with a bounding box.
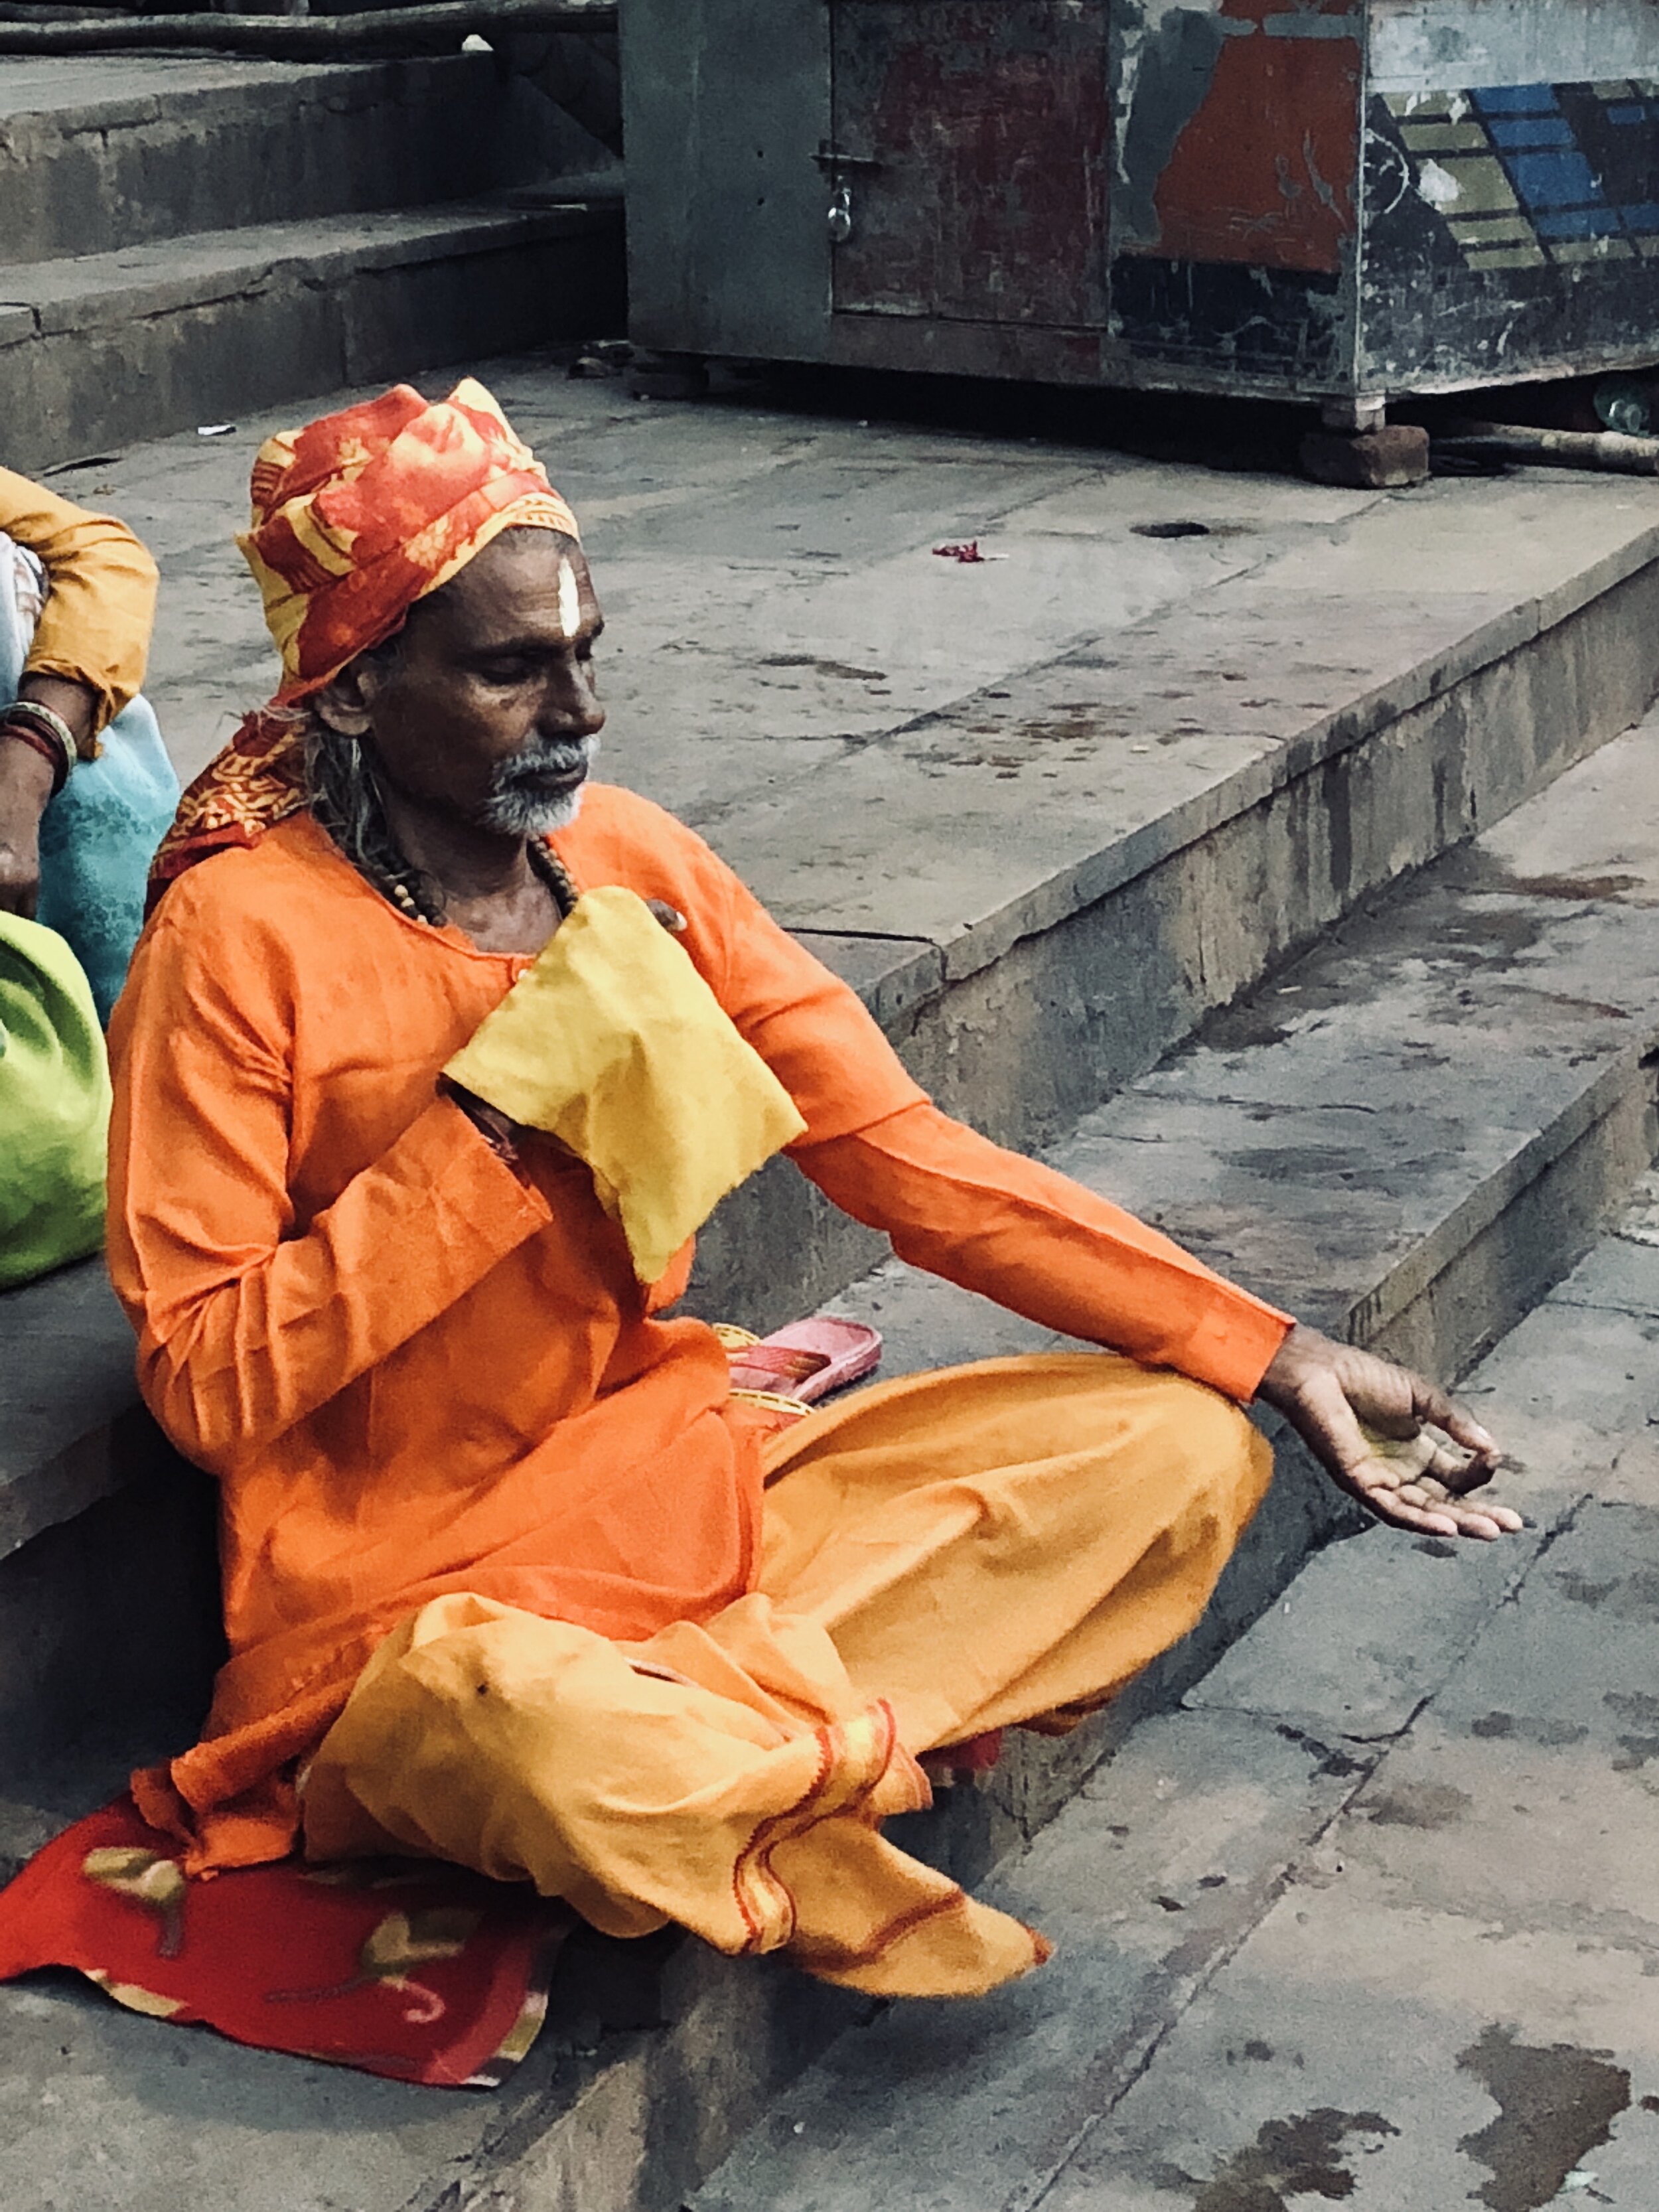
[312,659,378,739]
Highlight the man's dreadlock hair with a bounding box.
[303,693,449,926]
[301,625,448,924]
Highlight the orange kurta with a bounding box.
[106,784,1290,1872]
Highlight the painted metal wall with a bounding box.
[622,0,1659,402]
[1110,0,1363,390]
[1370,0,1659,94]
[1362,1,1659,390]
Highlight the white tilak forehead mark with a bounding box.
[556,556,581,639]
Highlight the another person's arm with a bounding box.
[106,890,553,1473]
[0,466,160,915]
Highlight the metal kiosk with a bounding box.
[622,1,1659,433]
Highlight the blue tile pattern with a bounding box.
[1386,78,1659,269]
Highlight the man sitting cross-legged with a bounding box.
[109,382,1518,1997]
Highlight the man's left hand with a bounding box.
[1256,1322,1521,1541]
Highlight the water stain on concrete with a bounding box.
[1555,1572,1617,1608]
[1555,1566,1659,1621]
[1536,990,1633,1022]
[1604,1693,1659,1773]
[1503,873,1644,903]
[1227,1144,1366,1189]
[1207,1012,1297,1052]
[1430,902,1552,968]
[1363,1781,1472,1829]
[1179,2108,1398,2211]
[1470,1712,1589,1747]
[1457,2024,1630,2212]
[1271,1724,1368,1781]
[757,654,888,683]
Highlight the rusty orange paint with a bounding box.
[1149,0,1360,276]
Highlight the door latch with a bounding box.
[814,143,877,247]
[813,143,882,175]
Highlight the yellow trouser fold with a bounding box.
[302,1354,1273,1998]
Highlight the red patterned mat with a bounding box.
[0,1797,570,2087]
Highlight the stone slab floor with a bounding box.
[696,1195,1659,2212]
[46,347,1659,963]
[21,352,1659,2211]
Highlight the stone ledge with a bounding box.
[0,54,605,266]
[3,204,619,336]
[0,55,405,133]
[1,204,626,471]
[723,545,1659,978]
[0,1262,141,1564]
[7,719,1659,2212]
[687,547,1659,1333]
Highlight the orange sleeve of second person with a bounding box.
[795,1104,1291,1405]
[0,463,159,739]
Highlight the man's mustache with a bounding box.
[488,735,597,792]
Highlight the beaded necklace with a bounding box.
[379,835,577,928]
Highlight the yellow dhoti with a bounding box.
[300,1354,1272,1998]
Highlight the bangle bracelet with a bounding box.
[6,697,81,770]
[0,715,70,796]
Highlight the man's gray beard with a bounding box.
[473,735,599,837]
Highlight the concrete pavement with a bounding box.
[7,358,1659,2211]
[696,1203,1659,2212]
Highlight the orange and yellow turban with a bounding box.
[242,377,578,704]
[150,379,579,899]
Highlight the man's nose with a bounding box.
[536,658,606,739]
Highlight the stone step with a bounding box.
[0,53,608,266]
[5,399,1658,1801]
[691,1213,1659,2212]
[685,465,1659,1337]
[0,200,625,470]
[5,705,1659,2212]
[691,713,1659,2212]
[791,706,1659,1855]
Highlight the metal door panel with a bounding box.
[623,0,832,360]
[828,0,1110,328]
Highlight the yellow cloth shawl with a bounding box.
[445,887,806,1282]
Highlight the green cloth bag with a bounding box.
[0,912,110,1290]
